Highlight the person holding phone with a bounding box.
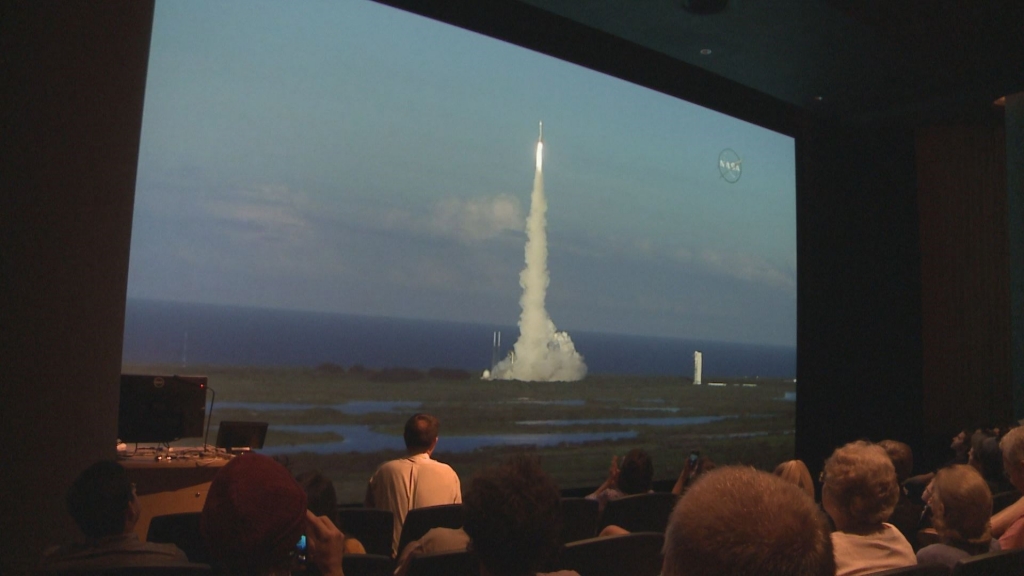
[202,453,347,576]
[672,449,715,495]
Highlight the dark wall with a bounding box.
[1008,95,1024,421]
[793,110,1016,475]
[917,120,1013,466]
[0,1,154,572]
[794,118,924,474]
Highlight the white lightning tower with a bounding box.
[693,351,703,385]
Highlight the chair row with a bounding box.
[868,547,1024,576]
[339,531,665,576]
[336,492,679,557]
[143,493,678,569]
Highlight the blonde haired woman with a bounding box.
[917,465,998,568]
[821,441,915,576]
[773,460,815,500]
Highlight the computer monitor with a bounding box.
[215,421,268,451]
[118,374,207,443]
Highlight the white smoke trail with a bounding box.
[489,128,587,382]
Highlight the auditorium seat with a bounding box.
[558,497,599,544]
[405,549,478,576]
[396,504,464,559]
[146,512,209,565]
[342,553,395,576]
[556,532,663,576]
[951,547,1024,576]
[598,492,679,533]
[867,564,951,575]
[34,566,211,576]
[992,490,1021,514]
[336,507,395,557]
[916,529,941,550]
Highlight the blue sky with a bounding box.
[127,0,797,347]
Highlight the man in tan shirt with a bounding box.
[365,413,462,555]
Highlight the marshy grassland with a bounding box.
[127,364,795,503]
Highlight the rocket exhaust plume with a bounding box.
[489,123,587,382]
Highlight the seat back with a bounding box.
[405,549,479,576]
[35,565,211,576]
[868,564,951,575]
[916,529,942,550]
[341,553,396,576]
[992,490,1021,514]
[557,532,664,576]
[336,507,395,557]
[397,504,464,558]
[952,547,1024,576]
[559,497,599,544]
[146,512,209,565]
[599,492,679,533]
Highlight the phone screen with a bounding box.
[295,534,307,563]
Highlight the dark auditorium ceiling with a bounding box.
[379,0,1024,125]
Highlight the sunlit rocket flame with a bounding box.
[535,141,543,171]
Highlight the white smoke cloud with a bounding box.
[489,138,587,382]
[431,194,523,242]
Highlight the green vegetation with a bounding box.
[128,364,795,503]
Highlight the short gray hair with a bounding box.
[822,441,899,527]
[1000,427,1024,474]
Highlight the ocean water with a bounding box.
[122,299,795,378]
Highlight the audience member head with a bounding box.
[202,453,308,575]
[66,461,138,539]
[976,436,1006,485]
[952,429,970,455]
[663,466,834,576]
[773,460,815,500]
[403,413,440,453]
[1000,427,1024,492]
[617,449,654,495]
[969,429,994,473]
[928,464,993,553]
[821,441,899,531]
[878,440,914,484]
[295,469,337,519]
[463,454,562,576]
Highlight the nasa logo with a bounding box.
[718,149,742,183]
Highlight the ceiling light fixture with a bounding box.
[700,48,712,56]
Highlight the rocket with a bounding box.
[535,121,544,171]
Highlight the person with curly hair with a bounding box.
[662,466,835,576]
[917,465,998,568]
[463,454,578,576]
[821,441,915,576]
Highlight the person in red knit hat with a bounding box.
[202,453,345,576]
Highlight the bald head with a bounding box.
[663,466,835,576]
